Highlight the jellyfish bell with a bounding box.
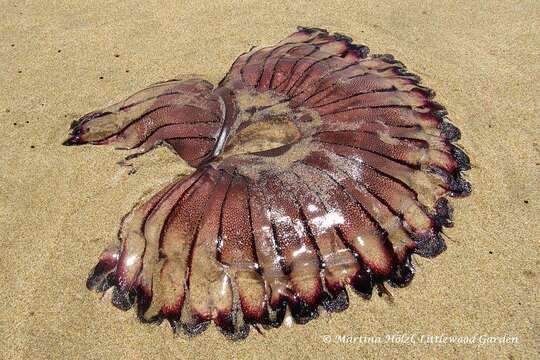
[65,26,471,339]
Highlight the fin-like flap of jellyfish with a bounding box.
[65,27,471,339]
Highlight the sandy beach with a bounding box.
[1,1,538,359]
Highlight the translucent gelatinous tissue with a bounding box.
[64,27,471,338]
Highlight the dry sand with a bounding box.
[1,1,538,359]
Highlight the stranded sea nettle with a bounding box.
[64,27,471,338]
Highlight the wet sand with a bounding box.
[1,1,538,359]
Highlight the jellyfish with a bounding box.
[64,27,471,338]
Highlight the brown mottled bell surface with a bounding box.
[64,26,470,338]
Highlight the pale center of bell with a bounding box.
[222,113,303,157]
